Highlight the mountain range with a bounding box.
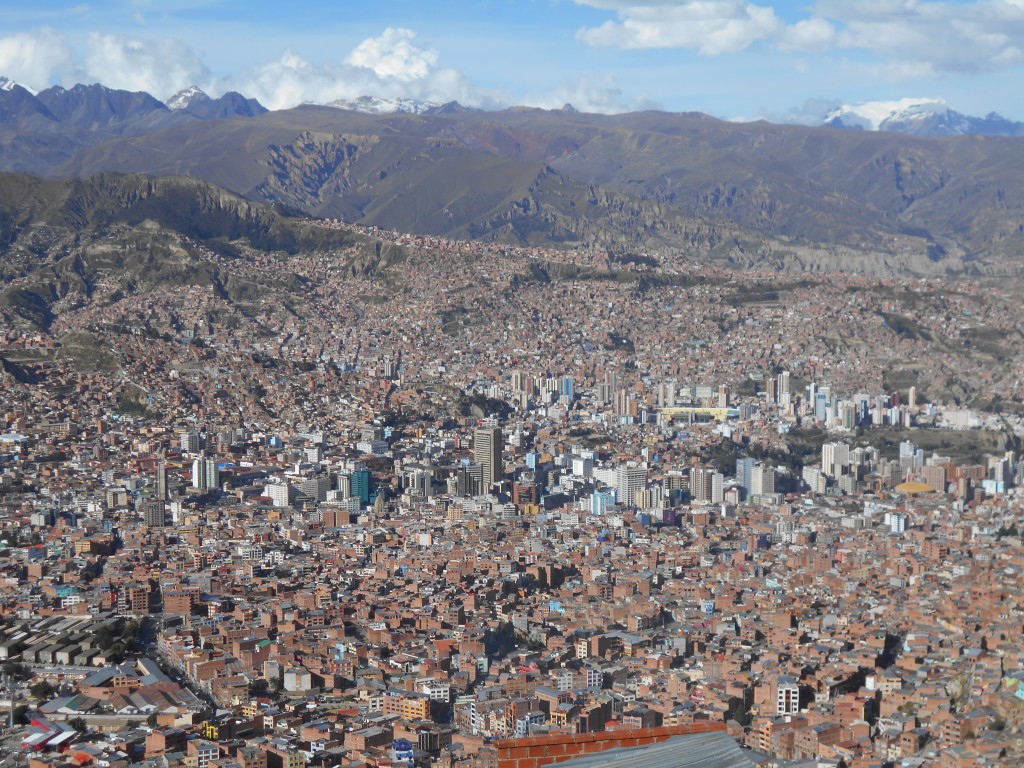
[823,98,1024,138]
[0,81,266,174]
[1,80,1024,278]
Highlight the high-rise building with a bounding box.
[180,431,202,454]
[815,391,830,423]
[736,458,756,497]
[711,472,724,503]
[191,453,219,490]
[778,371,791,397]
[615,463,647,507]
[561,376,575,401]
[751,464,776,496]
[142,499,166,528]
[512,370,526,395]
[690,467,717,503]
[474,425,503,491]
[351,467,374,505]
[264,481,292,508]
[155,459,168,501]
[299,475,332,503]
[822,442,850,478]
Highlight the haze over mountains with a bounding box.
[1,79,1024,279]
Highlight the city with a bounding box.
[0,222,1021,768]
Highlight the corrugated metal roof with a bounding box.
[554,731,756,768]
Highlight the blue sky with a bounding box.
[2,0,1023,122]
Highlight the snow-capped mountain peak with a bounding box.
[0,76,18,92]
[167,85,209,110]
[824,98,947,131]
[326,95,440,115]
[821,97,1024,137]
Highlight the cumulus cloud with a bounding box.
[0,27,210,97]
[0,28,73,91]
[779,18,836,51]
[234,28,486,110]
[237,30,660,114]
[576,1,784,53]
[575,0,1024,76]
[0,24,488,109]
[80,32,210,97]
[346,28,438,81]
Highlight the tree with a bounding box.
[2,661,32,682]
[93,625,115,650]
[68,717,89,733]
[29,680,57,701]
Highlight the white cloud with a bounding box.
[79,32,210,97]
[575,0,1024,75]
[576,1,784,53]
[237,31,661,114]
[823,0,1024,74]
[0,28,212,99]
[346,28,438,81]
[235,28,486,110]
[0,28,73,92]
[780,18,836,51]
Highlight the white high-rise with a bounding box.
[191,453,219,490]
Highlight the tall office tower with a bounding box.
[765,377,778,404]
[561,376,575,401]
[615,463,647,507]
[142,499,166,528]
[838,401,857,429]
[155,459,168,501]
[736,457,756,498]
[351,467,373,505]
[751,464,776,496]
[180,430,202,454]
[689,467,717,503]
[474,425,503,491]
[821,442,850,478]
[718,384,730,408]
[711,472,724,504]
[908,386,917,408]
[191,452,219,490]
[899,440,921,474]
[778,371,791,398]
[813,392,828,423]
[456,464,484,497]
[512,370,526,395]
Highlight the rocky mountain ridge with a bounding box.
[1,82,1023,278]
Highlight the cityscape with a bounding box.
[1,2,1024,768]
[0,221,1021,768]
